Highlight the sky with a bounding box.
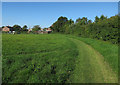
[2,2,118,28]
[1,0,120,2]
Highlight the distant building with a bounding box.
[28,28,32,33]
[28,28,52,34]
[45,28,52,33]
[2,26,14,32]
[46,28,52,32]
[37,30,43,34]
[41,29,43,31]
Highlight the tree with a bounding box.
[88,20,92,24]
[95,16,99,23]
[52,16,68,32]
[76,18,82,23]
[69,19,74,25]
[82,17,88,25]
[43,28,47,31]
[22,25,28,31]
[51,15,118,44]
[32,25,41,31]
[13,25,21,31]
[100,15,107,20]
[76,17,87,25]
[2,26,4,28]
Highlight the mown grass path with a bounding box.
[69,38,118,83]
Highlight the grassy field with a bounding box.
[2,34,78,83]
[66,35,118,74]
[2,34,118,83]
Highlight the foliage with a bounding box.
[51,15,118,44]
[32,25,41,32]
[43,28,47,31]
[22,25,28,31]
[2,26,5,28]
[51,16,68,32]
[13,25,22,31]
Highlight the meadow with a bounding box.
[2,34,78,83]
[2,34,118,83]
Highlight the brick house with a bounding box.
[2,26,14,32]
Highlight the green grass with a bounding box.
[2,34,78,83]
[68,38,117,83]
[66,35,118,74]
[2,34,118,83]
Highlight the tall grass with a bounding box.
[2,34,78,83]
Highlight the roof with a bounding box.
[46,28,52,31]
[3,26,14,31]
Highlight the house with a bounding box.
[37,28,52,34]
[28,28,32,33]
[2,26,14,33]
[45,28,52,33]
[28,28,52,34]
[41,29,43,31]
[37,30,43,34]
[46,28,52,31]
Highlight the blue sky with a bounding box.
[2,0,120,2]
[2,2,118,28]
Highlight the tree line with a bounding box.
[50,15,119,44]
[2,25,28,32]
[2,25,42,33]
